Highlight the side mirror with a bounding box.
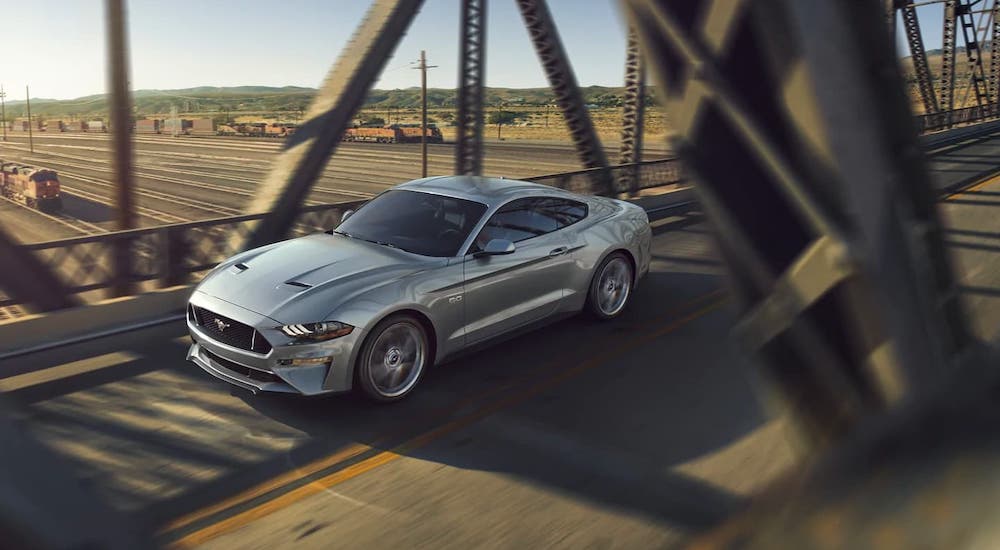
[340,210,355,223]
[475,239,515,258]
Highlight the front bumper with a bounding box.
[186,292,362,396]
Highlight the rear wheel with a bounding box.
[585,252,633,320]
[355,313,429,403]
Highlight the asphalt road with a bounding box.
[1,221,801,549]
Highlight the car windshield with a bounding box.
[335,189,488,257]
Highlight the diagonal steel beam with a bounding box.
[956,0,990,106]
[990,0,1000,100]
[0,226,80,312]
[902,3,940,113]
[243,0,424,249]
[618,26,646,196]
[456,0,487,176]
[515,0,613,195]
[625,0,970,447]
[941,0,958,115]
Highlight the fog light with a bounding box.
[277,356,331,366]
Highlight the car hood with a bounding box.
[196,233,434,321]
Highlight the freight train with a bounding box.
[0,162,62,212]
[213,121,443,143]
[216,122,297,138]
[341,124,443,144]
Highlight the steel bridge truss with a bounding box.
[4,0,996,325]
[456,0,487,176]
[625,0,972,447]
[957,0,990,107]
[618,26,646,195]
[902,2,940,113]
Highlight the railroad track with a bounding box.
[7,144,395,199]
[58,170,234,222]
[12,150,368,207]
[0,194,104,235]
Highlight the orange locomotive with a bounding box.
[0,162,63,212]
[341,124,443,144]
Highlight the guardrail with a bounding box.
[917,104,1000,134]
[525,158,683,195]
[0,159,684,310]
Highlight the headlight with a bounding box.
[279,321,354,342]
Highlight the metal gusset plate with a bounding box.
[516,0,613,195]
[624,0,971,446]
[618,26,647,195]
[456,0,487,176]
[243,0,424,248]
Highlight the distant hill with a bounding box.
[4,85,652,120]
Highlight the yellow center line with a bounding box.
[944,171,1000,201]
[167,294,729,548]
[161,287,726,535]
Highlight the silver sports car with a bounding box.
[186,176,651,402]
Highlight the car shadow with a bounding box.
[140,266,781,539]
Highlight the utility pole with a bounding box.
[497,100,504,140]
[0,85,6,141]
[413,50,437,178]
[25,86,33,153]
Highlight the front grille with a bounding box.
[203,350,282,384]
[192,306,272,354]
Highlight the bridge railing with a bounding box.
[0,159,683,310]
[0,202,364,309]
[524,157,683,195]
[917,104,1000,133]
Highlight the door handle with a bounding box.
[548,247,568,257]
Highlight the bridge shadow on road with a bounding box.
[2,224,797,547]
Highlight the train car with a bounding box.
[342,126,404,143]
[0,162,62,212]
[135,119,161,134]
[264,123,292,138]
[396,124,444,143]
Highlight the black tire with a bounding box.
[354,313,430,403]
[585,251,634,321]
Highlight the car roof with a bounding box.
[396,175,577,208]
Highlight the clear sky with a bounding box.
[893,2,996,56]
[5,0,630,100]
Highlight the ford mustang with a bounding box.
[186,176,651,402]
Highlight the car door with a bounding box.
[461,197,579,345]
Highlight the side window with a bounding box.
[533,198,587,229]
[472,197,588,252]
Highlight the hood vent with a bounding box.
[229,262,249,274]
[284,281,312,289]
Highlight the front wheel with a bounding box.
[355,314,429,402]
[585,252,634,320]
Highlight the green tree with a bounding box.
[488,111,520,126]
